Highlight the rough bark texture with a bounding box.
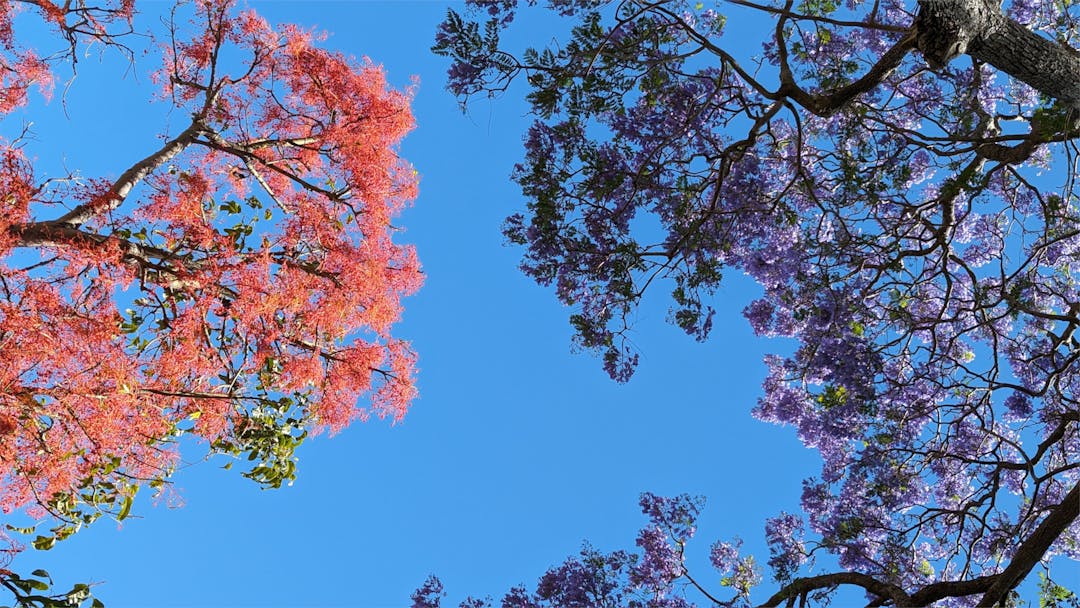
[917,0,1080,109]
[973,18,1080,109]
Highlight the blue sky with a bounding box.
[7,2,1070,607]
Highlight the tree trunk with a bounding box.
[916,0,1080,109]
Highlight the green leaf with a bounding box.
[5,525,35,535]
[32,535,56,551]
[219,200,242,214]
[117,494,133,521]
[30,569,49,579]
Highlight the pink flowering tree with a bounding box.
[428,0,1080,606]
[0,1,420,604]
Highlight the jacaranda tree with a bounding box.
[0,1,420,604]
[429,0,1079,606]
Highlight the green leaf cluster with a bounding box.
[0,569,102,608]
[212,396,308,489]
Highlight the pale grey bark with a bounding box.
[52,118,205,228]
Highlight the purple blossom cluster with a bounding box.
[435,0,1080,604]
[414,494,771,607]
[411,575,446,608]
[464,0,519,26]
[632,527,684,589]
[763,513,808,583]
[709,538,761,599]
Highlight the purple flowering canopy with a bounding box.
[428,0,1080,607]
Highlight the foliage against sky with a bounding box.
[0,1,420,602]
[430,0,1080,606]
[0,0,1075,604]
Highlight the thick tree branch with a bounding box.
[8,222,211,293]
[916,0,1080,109]
[52,118,205,227]
[907,575,997,606]
[756,480,1078,607]
[11,221,181,264]
[970,19,1080,110]
[757,572,911,607]
[977,480,1080,607]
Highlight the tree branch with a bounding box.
[977,479,1080,607]
[52,118,206,227]
[758,572,911,607]
[916,0,1080,108]
[11,221,181,264]
[773,0,919,117]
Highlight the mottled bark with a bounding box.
[917,0,1080,109]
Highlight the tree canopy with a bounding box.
[0,1,420,604]
[430,0,1080,606]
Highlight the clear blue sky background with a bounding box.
[7,2,1069,607]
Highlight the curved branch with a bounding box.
[757,478,1078,607]
[775,27,919,117]
[977,480,1080,607]
[758,572,911,607]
